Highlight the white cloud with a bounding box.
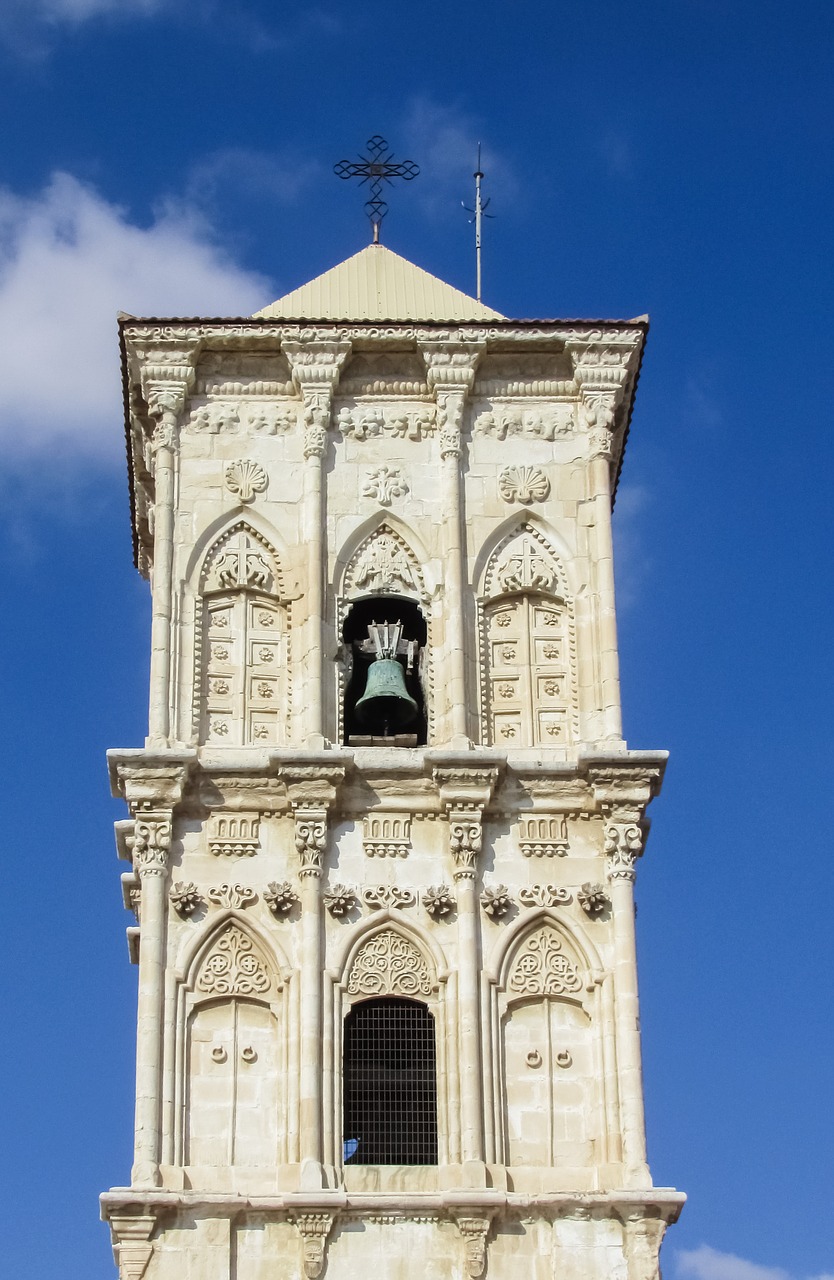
[402,98,520,221]
[0,173,271,464]
[612,480,652,612]
[181,147,323,213]
[38,0,164,20]
[676,1245,834,1280]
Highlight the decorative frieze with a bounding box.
[360,884,416,911]
[518,884,572,907]
[207,813,260,858]
[186,402,298,435]
[206,883,257,910]
[336,404,435,439]
[519,814,569,858]
[362,812,411,858]
[474,406,573,440]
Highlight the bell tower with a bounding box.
[102,241,684,1280]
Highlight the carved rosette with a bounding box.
[169,882,202,917]
[422,884,455,919]
[294,1213,335,1280]
[323,883,357,916]
[578,882,608,915]
[481,883,513,918]
[132,814,172,879]
[604,820,644,882]
[264,881,299,916]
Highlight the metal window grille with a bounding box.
[343,997,438,1166]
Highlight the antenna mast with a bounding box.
[463,144,492,302]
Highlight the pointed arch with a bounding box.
[335,513,431,603]
[192,519,290,746]
[474,513,576,602]
[331,910,447,998]
[185,508,290,589]
[487,908,598,1004]
[178,911,289,997]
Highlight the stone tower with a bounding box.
[102,243,684,1280]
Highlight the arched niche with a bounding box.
[192,520,291,746]
[477,522,579,749]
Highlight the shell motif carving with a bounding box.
[347,928,432,997]
[498,466,550,504]
[225,459,268,503]
[196,924,271,996]
[508,925,582,997]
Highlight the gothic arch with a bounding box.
[192,519,291,746]
[332,911,447,999]
[177,911,288,998]
[185,509,289,589]
[334,514,431,603]
[474,514,575,602]
[488,909,596,1006]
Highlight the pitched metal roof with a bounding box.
[254,243,506,322]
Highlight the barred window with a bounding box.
[343,998,438,1166]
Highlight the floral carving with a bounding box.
[336,405,435,440]
[347,929,431,997]
[206,883,257,910]
[294,809,328,878]
[323,884,357,916]
[360,885,416,910]
[362,465,409,507]
[348,528,421,596]
[578,882,608,916]
[169,882,202,916]
[196,924,270,996]
[474,406,573,440]
[480,884,513,919]
[422,885,455,919]
[508,925,582,997]
[264,881,299,916]
[225,459,268,503]
[132,815,172,878]
[498,466,550,504]
[604,821,643,881]
[448,809,483,879]
[248,406,297,435]
[518,884,572,907]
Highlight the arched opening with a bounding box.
[342,596,427,746]
[343,997,438,1165]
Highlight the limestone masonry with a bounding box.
[101,243,684,1279]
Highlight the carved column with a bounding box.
[568,339,637,747]
[278,763,346,1187]
[136,345,197,747]
[284,339,351,747]
[116,761,190,1188]
[421,342,485,747]
[590,763,663,1188]
[434,764,500,1178]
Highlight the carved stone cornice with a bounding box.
[110,752,195,813]
[566,338,638,437]
[282,339,351,398]
[585,758,665,815]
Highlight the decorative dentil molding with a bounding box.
[347,928,432,997]
[422,884,455,919]
[323,883,357,916]
[498,465,550,504]
[474,406,573,441]
[519,814,569,858]
[224,459,268,503]
[264,881,299,916]
[207,812,260,858]
[361,885,416,911]
[195,923,271,997]
[293,1212,335,1280]
[363,813,411,858]
[362,465,409,507]
[577,882,608,915]
[481,884,514,918]
[509,924,582,997]
[169,882,202,917]
[518,884,572,908]
[206,883,257,910]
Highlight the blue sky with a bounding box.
[0,2,832,1277]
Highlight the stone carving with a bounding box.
[480,884,513,919]
[588,425,614,458]
[604,821,644,881]
[323,884,357,916]
[129,885,142,922]
[518,884,572,907]
[363,813,411,858]
[474,406,573,440]
[294,809,328,878]
[454,1215,493,1279]
[303,400,329,459]
[581,388,620,430]
[362,465,409,507]
[360,884,416,910]
[196,924,270,996]
[187,403,241,434]
[169,882,202,917]
[224,459,268,503]
[347,527,421,597]
[203,527,280,595]
[338,350,429,397]
[347,929,431,997]
[108,1214,157,1280]
[519,815,569,858]
[508,925,582,997]
[294,1213,334,1280]
[448,808,483,880]
[497,537,555,593]
[247,405,297,435]
[498,465,550,504]
[206,883,257,910]
[207,813,260,858]
[264,881,299,916]
[132,815,172,877]
[578,882,608,915]
[336,404,435,440]
[422,885,455,919]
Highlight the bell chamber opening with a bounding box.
[342,596,427,747]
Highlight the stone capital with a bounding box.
[433,763,501,881]
[110,752,195,813]
[275,762,347,878]
[419,339,486,396]
[283,339,351,399]
[604,819,644,883]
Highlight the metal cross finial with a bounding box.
[334,136,420,243]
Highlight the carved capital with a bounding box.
[283,339,351,398]
[293,807,328,878]
[303,395,330,458]
[419,340,486,395]
[604,820,644,882]
[433,763,500,881]
[132,812,173,878]
[447,806,484,880]
[437,389,465,459]
[293,1212,335,1280]
[452,1213,493,1279]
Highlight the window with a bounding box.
[343,998,438,1165]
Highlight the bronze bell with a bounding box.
[355,656,418,731]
